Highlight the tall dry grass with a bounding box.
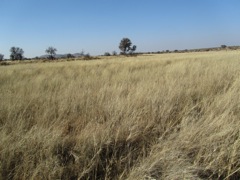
[0,51,240,179]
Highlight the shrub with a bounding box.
[221,45,227,49]
[104,52,111,56]
[0,61,10,66]
[83,53,91,60]
[112,51,117,56]
[67,53,75,59]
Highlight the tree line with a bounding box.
[0,38,137,61]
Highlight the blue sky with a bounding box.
[0,0,240,58]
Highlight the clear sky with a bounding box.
[0,0,240,58]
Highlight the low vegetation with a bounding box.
[0,51,240,179]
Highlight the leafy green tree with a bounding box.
[119,38,132,54]
[10,47,24,60]
[119,38,137,55]
[45,47,57,60]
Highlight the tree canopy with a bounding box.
[10,47,24,60]
[45,47,57,60]
[119,38,137,54]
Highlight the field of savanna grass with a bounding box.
[0,51,240,179]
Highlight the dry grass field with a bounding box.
[0,51,240,179]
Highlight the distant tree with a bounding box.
[112,51,117,56]
[0,54,4,61]
[221,45,227,49]
[119,38,137,55]
[10,47,24,60]
[45,47,57,60]
[104,52,111,56]
[119,38,132,54]
[67,53,74,59]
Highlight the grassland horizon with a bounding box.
[0,51,240,179]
